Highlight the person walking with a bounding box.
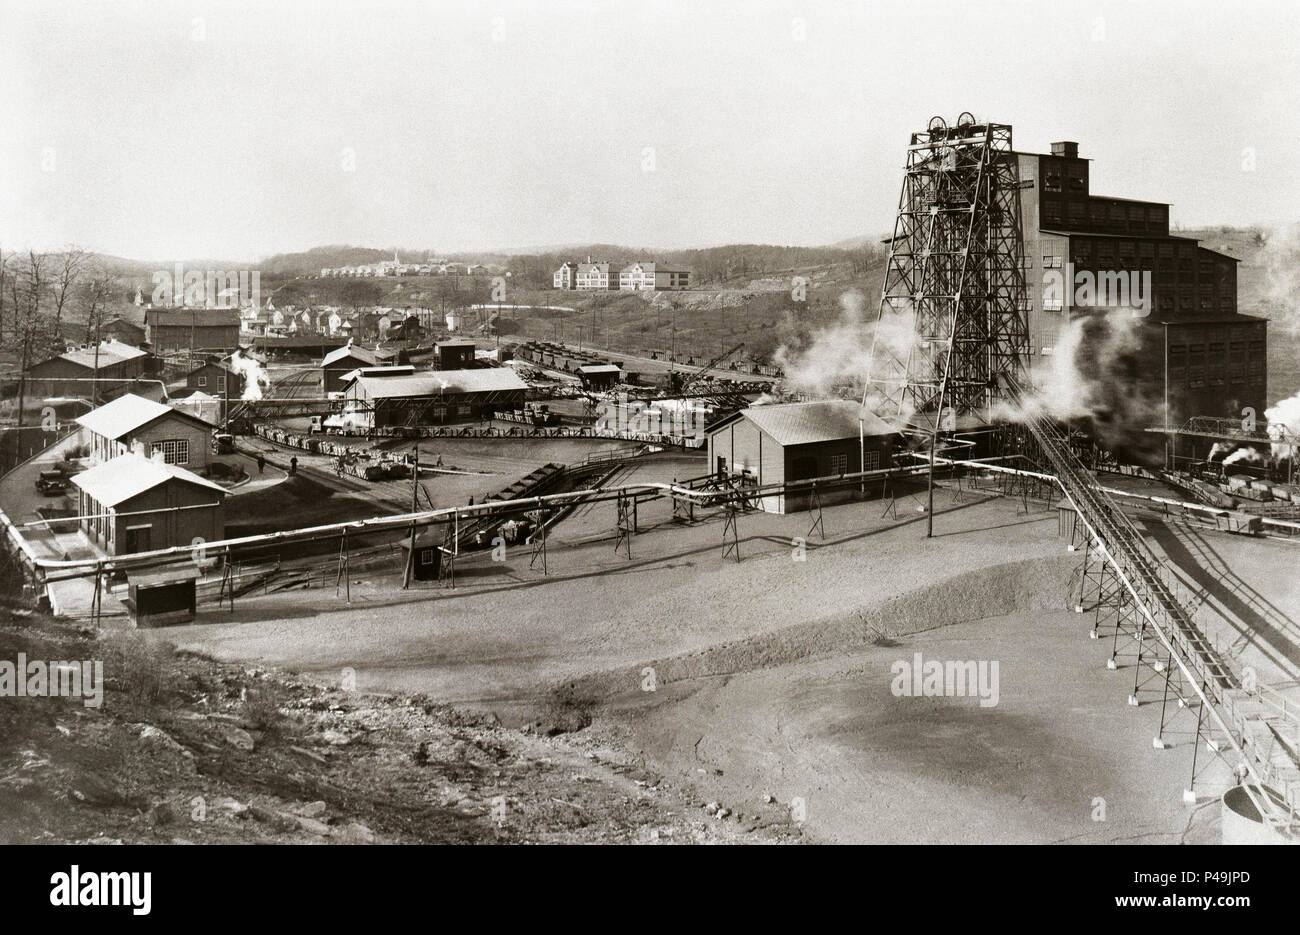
[257,453,265,475]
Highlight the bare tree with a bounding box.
[48,246,87,336]
[79,268,115,403]
[12,251,56,428]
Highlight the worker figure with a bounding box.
[257,453,265,474]
[289,456,298,475]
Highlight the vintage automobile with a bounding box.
[35,471,67,496]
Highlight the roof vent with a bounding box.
[1051,141,1079,159]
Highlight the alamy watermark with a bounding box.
[890,652,999,707]
[594,392,708,440]
[151,264,261,309]
[0,654,103,708]
[1042,264,1151,317]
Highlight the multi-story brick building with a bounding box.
[1015,140,1266,428]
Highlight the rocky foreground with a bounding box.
[0,610,801,845]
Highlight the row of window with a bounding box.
[1041,198,1169,234]
[151,438,190,465]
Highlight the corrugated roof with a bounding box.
[321,344,394,367]
[58,341,148,370]
[354,368,527,399]
[76,393,213,440]
[340,365,415,384]
[730,400,898,446]
[71,453,226,507]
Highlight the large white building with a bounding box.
[619,262,691,291]
[575,261,617,290]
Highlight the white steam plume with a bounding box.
[772,290,918,424]
[1223,446,1265,467]
[1258,225,1300,335]
[1265,390,1300,461]
[229,348,271,401]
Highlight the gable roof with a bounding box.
[340,365,416,385]
[352,368,527,399]
[76,393,215,440]
[711,400,898,446]
[71,453,226,506]
[56,341,148,370]
[321,344,394,367]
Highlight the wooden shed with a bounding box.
[125,567,199,627]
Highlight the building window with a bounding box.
[1042,255,1062,269]
[829,453,848,475]
[196,375,207,387]
[151,438,190,465]
[217,376,226,392]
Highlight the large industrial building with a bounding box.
[342,368,528,429]
[23,340,154,402]
[1015,139,1266,427]
[145,308,242,353]
[706,401,897,514]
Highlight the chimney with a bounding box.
[1051,141,1079,159]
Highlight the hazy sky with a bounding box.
[2,0,1297,261]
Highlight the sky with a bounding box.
[1,0,1298,262]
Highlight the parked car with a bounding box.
[36,471,67,496]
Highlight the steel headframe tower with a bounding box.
[865,114,1030,429]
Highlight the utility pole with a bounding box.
[402,445,418,589]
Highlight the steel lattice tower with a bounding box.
[865,114,1030,428]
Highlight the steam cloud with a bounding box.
[1222,446,1265,467]
[229,348,271,401]
[1265,390,1300,461]
[772,290,918,424]
[1258,224,1300,335]
[992,310,1166,464]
